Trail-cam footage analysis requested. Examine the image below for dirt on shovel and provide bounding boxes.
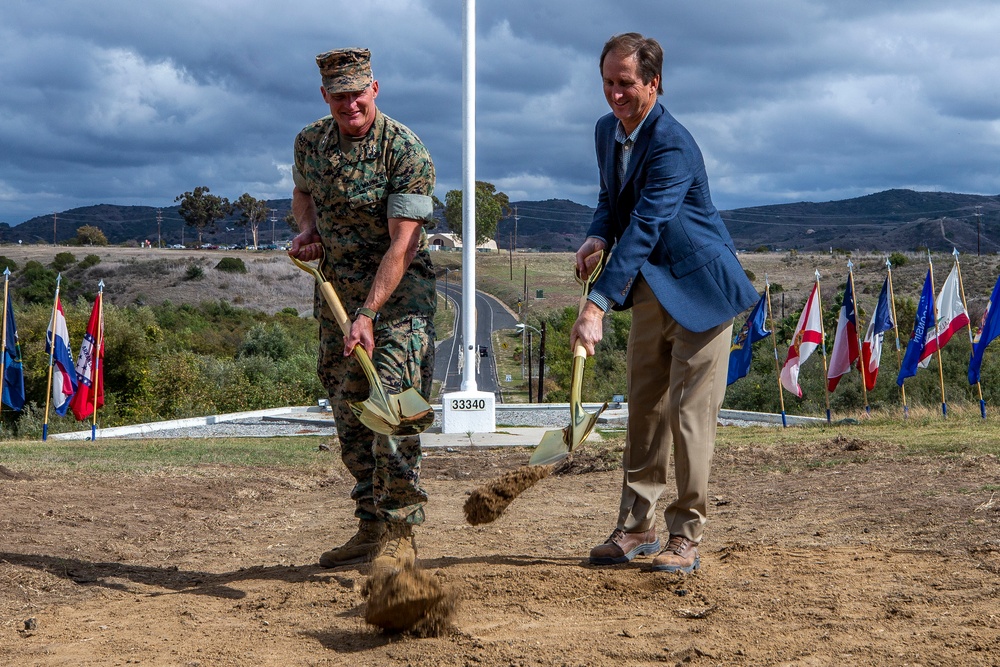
[463,464,554,525]
[363,562,457,636]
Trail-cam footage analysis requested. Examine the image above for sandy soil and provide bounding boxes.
[1,434,999,666]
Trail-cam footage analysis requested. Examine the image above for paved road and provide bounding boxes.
[435,282,518,397]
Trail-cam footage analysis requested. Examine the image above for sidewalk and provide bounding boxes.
[46,404,821,443]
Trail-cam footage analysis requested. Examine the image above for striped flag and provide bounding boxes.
[861,278,894,391]
[918,263,969,369]
[46,296,78,416]
[69,293,104,421]
[780,282,823,397]
[827,276,859,392]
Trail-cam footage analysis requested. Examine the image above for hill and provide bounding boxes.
[5,201,296,248]
[5,189,1000,253]
[721,189,1000,253]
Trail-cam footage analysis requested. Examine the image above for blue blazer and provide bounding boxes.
[587,101,758,333]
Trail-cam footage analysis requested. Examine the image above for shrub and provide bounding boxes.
[52,252,77,272]
[238,323,291,361]
[215,257,247,274]
[889,251,907,268]
[184,265,204,281]
[15,261,58,305]
[0,256,18,272]
[79,254,101,269]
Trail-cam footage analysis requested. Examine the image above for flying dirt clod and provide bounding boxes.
[463,464,555,525]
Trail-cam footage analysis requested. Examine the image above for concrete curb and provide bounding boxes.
[46,403,823,442]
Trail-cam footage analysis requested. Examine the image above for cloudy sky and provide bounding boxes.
[2,0,999,225]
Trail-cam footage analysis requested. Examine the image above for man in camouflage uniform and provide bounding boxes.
[288,47,436,571]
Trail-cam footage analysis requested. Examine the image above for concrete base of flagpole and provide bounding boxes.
[440,390,495,434]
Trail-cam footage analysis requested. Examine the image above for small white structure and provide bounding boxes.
[427,232,497,252]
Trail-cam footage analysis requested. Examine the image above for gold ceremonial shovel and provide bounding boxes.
[529,250,609,466]
[290,246,434,436]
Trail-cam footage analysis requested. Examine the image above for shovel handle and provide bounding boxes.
[289,250,383,387]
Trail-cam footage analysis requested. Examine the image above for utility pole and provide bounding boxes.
[976,205,982,256]
[156,208,163,248]
[537,321,546,403]
[508,231,513,280]
[270,208,277,245]
[526,332,534,403]
[513,204,518,253]
[53,213,57,245]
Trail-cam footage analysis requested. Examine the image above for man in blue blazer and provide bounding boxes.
[572,33,758,573]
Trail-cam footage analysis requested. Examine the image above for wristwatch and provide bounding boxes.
[355,307,379,322]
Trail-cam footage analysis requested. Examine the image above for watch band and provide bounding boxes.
[355,306,379,322]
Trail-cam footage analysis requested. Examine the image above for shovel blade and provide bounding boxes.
[529,426,570,466]
[569,401,608,451]
[351,388,435,436]
[394,388,434,423]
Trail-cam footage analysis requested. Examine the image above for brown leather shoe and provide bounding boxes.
[651,534,700,573]
[589,527,660,565]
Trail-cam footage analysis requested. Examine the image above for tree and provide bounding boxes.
[75,225,108,246]
[175,187,232,246]
[233,193,269,249]
[443,181,511,247]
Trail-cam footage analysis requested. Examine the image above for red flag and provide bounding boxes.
[826,276,859,392]
[69,293,104,421]
[780,281,824,397]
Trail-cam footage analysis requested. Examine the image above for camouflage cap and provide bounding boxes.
[316,48,373,94]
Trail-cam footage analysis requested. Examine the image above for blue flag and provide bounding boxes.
[897,271,935,386]
[727,293,770,385]
[2,291,25,411]
[969,275,1000,385]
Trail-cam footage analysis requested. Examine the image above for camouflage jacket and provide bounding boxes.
[293,110,436,322]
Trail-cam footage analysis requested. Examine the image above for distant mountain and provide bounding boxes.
[6,190,1000,253]
[5,200,295,247]
[720,189,1000,253]
[497,199,595,252]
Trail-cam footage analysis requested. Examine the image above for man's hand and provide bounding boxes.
[288,229,323,260]
[575,238,607,280]
[344,316,375,358]
[571,300,605,356]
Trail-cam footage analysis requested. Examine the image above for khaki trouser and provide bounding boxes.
[617,276,733,542]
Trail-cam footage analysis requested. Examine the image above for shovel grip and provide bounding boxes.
[318,281,354,338]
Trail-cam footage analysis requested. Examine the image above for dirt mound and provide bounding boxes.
[363,562,457,636]
[463,464,553,525]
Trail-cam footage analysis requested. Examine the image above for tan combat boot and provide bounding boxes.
[370,523,417,573]
[318,520,387,568]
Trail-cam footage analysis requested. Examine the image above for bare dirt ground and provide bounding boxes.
[2,434,999,666]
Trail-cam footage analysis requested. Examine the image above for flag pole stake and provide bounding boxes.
[43,274,63,441]
[885,259,907,418]
[954,249,986,419]
[814,270,832,424]
[90,281,105,440]
[764,276,788,427]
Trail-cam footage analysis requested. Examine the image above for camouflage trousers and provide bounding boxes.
[318,314,435,526]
